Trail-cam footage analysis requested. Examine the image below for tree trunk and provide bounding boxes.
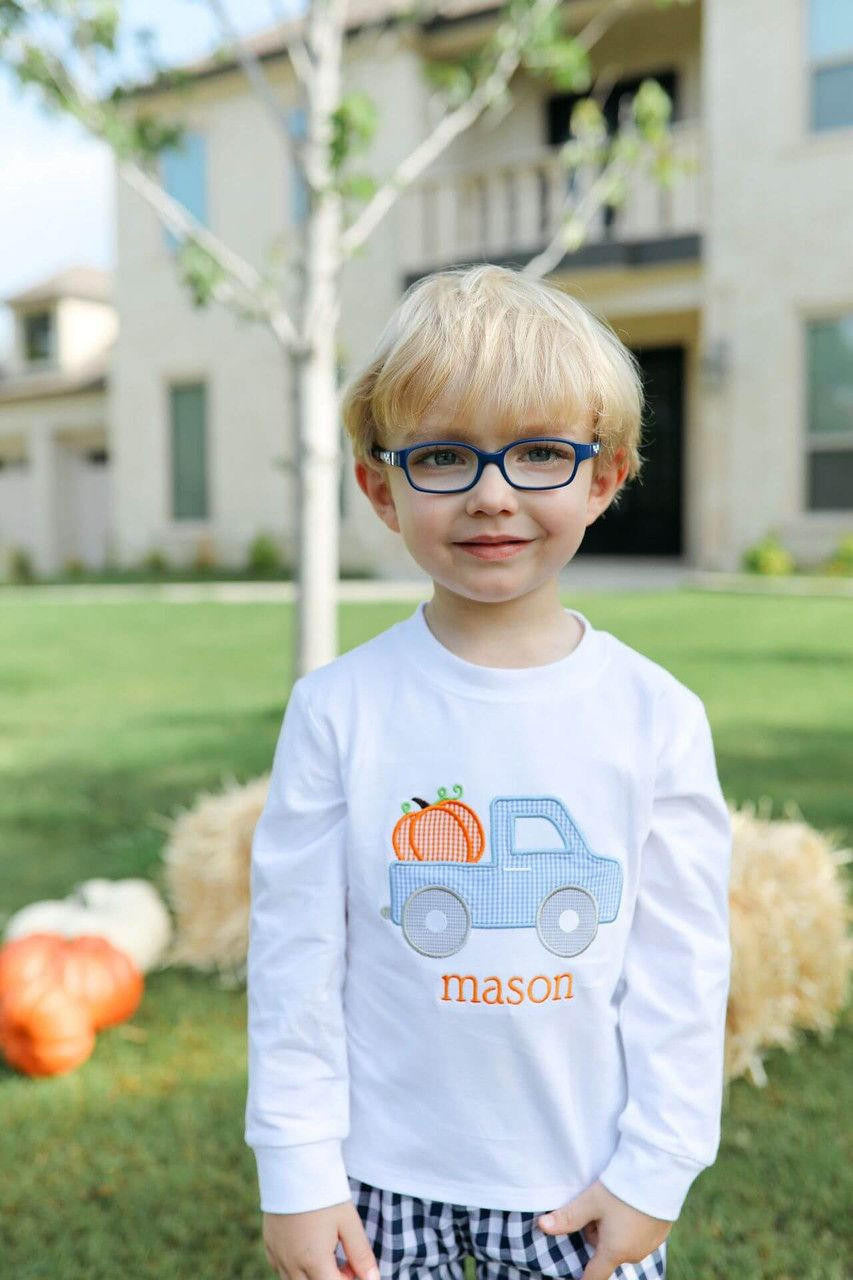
[292,0,346,683]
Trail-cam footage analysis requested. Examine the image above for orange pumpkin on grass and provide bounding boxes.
[0,932,144,1077]
[392,785,486,863]
[0,981,96,1077]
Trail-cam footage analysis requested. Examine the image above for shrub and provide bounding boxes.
[193,535,217,574]
[7,546,35,584]
[141,548,169,575]
[822,532,853,577]
[741,532,795,576]
[246,533,281,577]
[63,558,86,579]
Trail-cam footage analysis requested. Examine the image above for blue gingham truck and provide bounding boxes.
[382,796,623,959]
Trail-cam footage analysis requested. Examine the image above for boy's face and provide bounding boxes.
[355,402,630,607]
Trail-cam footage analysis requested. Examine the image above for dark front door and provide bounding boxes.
[580,345,685,557]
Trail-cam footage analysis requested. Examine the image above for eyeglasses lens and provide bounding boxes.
[406,440,577,492]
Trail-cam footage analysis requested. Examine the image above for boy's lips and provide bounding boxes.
[456,536,530,544]
[455,537,532,559]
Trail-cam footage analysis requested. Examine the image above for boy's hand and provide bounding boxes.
[262,1202,380,1280]
[537,1180,672,1280]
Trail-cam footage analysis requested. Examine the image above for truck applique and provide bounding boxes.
[382,795,623,959]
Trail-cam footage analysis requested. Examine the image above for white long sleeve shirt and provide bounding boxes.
[245,602,732,1221]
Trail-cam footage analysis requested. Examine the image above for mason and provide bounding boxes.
[440,972,574,1005]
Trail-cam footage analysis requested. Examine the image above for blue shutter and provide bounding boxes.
[161,132,208,250]
[288,106,309,224]
[170,383,208,520]
[809,0,853,130]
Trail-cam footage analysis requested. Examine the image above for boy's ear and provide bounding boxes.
[584,446,630,527]
[354,460,402,535]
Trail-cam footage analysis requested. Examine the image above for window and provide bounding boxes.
[22,310,54,363]
[805,315,853,510]
[160,132,207,250]
[170,383,209,519]
[808,1,853,131]
[546,71,679,234]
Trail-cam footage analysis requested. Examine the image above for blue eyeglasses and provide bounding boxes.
[370,435,601,494]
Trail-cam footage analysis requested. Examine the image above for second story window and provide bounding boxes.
[808,0,853,131]
[22,310,54,364]
[160,131,208,251]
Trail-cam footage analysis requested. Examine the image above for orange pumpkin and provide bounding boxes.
[0,932,63,998]
[392,795,486,863]
[0,982,95,1077]
[0,932,144,1076]
[59,936,143,1030]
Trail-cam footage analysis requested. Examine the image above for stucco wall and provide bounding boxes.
[702,0,853,567]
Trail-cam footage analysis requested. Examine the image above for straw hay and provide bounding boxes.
[725,796,851,1086]
[158,778,852,1082]
[159,774,270,988]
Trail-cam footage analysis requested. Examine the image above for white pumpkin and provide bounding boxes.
[2,877,173,974]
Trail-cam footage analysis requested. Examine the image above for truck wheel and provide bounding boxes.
[401,886,470,958]
[536,886,598,957]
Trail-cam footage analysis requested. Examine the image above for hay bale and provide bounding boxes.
[725,797,852,1086]
[160,774,269,986]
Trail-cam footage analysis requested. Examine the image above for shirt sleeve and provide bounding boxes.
[597,689,732,1223]
[244,676,352,1214]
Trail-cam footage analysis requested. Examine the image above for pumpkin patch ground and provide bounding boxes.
[0,594,849,1279]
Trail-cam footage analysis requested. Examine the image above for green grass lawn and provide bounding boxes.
[1,591,850,1279]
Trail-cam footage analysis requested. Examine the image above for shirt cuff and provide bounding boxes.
[597,1135,707,1222]
[253,1139,352,1213]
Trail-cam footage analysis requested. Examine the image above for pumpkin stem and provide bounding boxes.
[452,783,463,798]
[412,797,430,809]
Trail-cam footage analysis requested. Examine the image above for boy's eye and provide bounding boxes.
[410,447,469,468]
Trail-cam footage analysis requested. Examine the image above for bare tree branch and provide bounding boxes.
[206,0,296,130]
[573,0,639,53]
[339,0,644,259]
[522,140,635,278]
[117,160,298,346]
[340,0,561,256]
[265,0,315,84]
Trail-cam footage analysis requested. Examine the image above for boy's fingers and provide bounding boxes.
[538,1187,597,1235]
[580,1248,617,1280]
[337,1216,380,1280]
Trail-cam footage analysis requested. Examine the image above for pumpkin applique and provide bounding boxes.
[392,785,486,863]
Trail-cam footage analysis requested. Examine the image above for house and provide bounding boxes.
[5,0,852,578]
[0,268,116,575]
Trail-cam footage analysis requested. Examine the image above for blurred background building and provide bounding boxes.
[0,0,851,578]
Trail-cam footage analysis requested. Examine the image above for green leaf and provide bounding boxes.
[329,91,378,170]
[337,172,378,201]
[632,78,673,141]
[422,58,475,108]
[177,241,226,309]
[569,96,607,144]
[72,3,120,53]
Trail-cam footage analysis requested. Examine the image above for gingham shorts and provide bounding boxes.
[335,1176,667,1280]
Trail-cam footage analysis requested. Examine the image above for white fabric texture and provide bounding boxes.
[245,602,732,1220]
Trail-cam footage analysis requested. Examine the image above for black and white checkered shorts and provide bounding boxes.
[335,1176,667,1280]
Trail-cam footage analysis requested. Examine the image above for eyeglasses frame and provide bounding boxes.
[370,435,601,494]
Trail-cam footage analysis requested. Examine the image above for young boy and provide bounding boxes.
[245,264,732,1280]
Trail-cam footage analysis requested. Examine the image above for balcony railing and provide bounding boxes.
[398,120,702,276]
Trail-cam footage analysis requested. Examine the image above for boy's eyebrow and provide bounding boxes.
[400,423,558,444]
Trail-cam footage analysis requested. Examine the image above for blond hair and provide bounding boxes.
[341,264,645,505]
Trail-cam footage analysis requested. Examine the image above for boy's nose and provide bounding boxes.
[465,461,520,510]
